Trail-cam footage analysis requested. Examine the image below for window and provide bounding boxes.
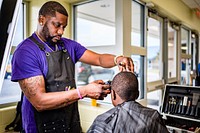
[181,58,188,84]
[180,27,191,85]
[190,32,198,85]
[168,23,177,79]
[131,55,145,99]
[0,1,24,104]
[131,1,144,47]
[74,0,146,103]
[147,16,163,82]
[131,0,146,99]
[146,12,165,111]
[147,89,162,111]
[75,0,115,47]
[181,28,189,54]
[74,0,116,104]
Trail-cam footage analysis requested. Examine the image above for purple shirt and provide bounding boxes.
[11,33,87,133]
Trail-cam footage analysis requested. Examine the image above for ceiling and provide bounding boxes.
[181,0,200,10]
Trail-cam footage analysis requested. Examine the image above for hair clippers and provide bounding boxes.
[105,80,112,90]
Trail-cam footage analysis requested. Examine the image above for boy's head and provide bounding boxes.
[111,72,139,106]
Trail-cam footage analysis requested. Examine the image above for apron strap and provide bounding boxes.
[29,36,45,51]
[29,36,67,56]
[29,36,51,56]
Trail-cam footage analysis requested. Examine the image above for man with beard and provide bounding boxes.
[87,72,169,133]
[11,1,134,133]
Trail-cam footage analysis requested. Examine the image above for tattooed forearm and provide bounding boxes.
[56,98,70,108]
[18,76,78,111]
[19,76,43,98]
[55,97,76,109]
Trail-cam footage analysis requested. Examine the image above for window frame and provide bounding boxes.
[146,11,165,91]
[0,0,22,93]
[180,27,192,85]
[131,0,146,100]
[72,0,147,104]
[0,1,26,105]
[167,22,179,83]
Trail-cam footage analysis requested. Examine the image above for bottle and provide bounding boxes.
[185,98,191,115]
[91,99,97,106]
[178,98,183,114]
[181,96,188,115]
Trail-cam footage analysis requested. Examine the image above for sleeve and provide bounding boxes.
[149,111,169,133]
[74,41,87,62]
[11,48,43,82]
[87,118,103,133]
[87,114,113,133]
[63,39,87,63]
[87,121,97,133]
[76,43,87,60]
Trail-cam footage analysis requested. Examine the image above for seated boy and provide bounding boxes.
[87,72,169,133]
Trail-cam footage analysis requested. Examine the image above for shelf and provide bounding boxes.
[162,113,200,123]
[167,125,196,133]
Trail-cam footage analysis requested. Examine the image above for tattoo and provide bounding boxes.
[55,97,73,109]
[58,98,70,108]
[19,76,43,99]
[64,98,70,106]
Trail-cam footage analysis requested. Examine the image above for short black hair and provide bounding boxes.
[39,1,68,17]
[111,72,139,101]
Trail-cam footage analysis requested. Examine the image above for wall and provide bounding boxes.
[141,0,200,32]
[0,106,16,132]
[78,101,113,132]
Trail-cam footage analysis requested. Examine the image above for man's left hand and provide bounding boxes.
[116,56,134,72]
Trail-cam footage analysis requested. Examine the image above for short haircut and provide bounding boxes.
[111,72,139,101]
[39,1,68,17]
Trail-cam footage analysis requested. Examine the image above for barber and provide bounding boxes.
[11,1,134,133]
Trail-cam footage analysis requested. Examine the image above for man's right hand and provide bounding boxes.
[80,80,111,100]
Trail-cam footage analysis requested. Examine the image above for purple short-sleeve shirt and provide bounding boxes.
[11,33,87,133]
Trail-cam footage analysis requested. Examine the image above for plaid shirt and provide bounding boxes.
[87,101,169,133]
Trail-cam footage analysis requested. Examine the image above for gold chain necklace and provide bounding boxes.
[35,32,58,52]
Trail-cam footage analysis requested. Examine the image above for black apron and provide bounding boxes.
[29,36,81,133]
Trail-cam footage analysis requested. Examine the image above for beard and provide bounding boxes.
[42,23,61,46]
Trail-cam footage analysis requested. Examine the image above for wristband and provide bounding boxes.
[114,55,124,65]
[76,88,83,99]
